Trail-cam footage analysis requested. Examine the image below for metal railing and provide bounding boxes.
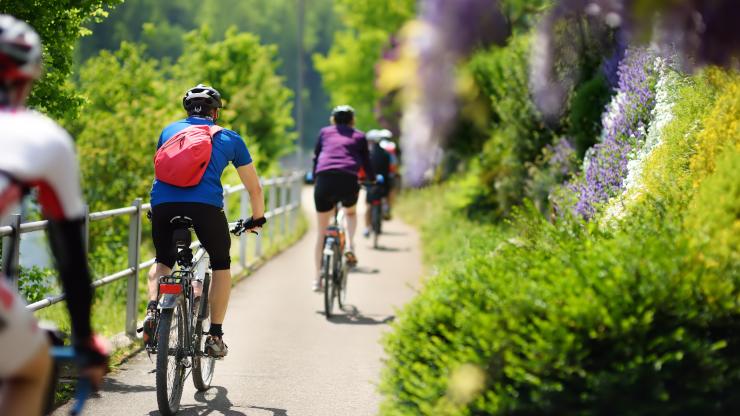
[0,172,304,337]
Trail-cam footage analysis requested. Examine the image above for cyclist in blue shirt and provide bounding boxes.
[144,84,265,358]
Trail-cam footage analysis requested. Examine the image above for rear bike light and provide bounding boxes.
[159,283,182,295]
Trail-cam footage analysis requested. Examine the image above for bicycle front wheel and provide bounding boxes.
[156,301,186,416]
[193,273,215,391]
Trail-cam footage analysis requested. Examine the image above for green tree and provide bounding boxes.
[0,0,122,119]
[177,27,295,173]
[313,0,415,129]
[76,0,339,152]
[71,42,179,211]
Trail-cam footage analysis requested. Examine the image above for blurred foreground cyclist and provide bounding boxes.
[311,105,374,291]
[0,14,108,416]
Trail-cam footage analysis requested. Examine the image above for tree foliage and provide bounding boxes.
[314,0,415,129]
[76,0,338,150]
[0,0,122,119]
[177,27,295,172]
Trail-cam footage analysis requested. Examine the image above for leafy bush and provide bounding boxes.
[567,74,612,158]
[382,194,740,415]
[382,67,740,415]
[466,34,555,218]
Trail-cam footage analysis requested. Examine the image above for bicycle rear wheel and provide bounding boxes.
[322,250,334,319]
[193,273,215,391]
[372,203,382,249]
[337,256,349,309]
[156,300,186,416]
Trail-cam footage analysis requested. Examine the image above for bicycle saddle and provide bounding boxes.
[170,216,193,248]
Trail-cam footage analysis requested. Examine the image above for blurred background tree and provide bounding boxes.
[0,0,123,119]
[75,0,338,153]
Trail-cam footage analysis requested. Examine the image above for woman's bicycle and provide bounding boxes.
[149,215,263,416]
[321,203,349,319]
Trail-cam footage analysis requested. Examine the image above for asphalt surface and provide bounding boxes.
[54,187,422,416]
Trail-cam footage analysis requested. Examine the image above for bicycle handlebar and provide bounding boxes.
[231,216,267,236]
[50,346,93,416]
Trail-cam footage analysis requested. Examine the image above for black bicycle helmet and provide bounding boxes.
[182,84,222,115]
[331,104,355,125]
[0,15,42,82]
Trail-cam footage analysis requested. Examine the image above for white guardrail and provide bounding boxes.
[0,172,304,337]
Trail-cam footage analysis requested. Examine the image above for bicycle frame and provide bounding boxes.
[153,244,210,357]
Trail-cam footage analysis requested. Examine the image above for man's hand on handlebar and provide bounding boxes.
[231,216,267,236]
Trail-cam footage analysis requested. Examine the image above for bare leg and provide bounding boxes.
[0,341,52,416]
[147,263,172,302]
[209,269,232,325]
[344,205,357,253]
[315,209,334,279]
[364,205,372,228]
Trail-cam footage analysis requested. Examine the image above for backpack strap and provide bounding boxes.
[209,125,224,138]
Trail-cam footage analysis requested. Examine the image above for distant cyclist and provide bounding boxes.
[312,105,374,291]
[143,84,265,358]
[0,15,108,416]
[378,129,399,219]
[363,129,391,238]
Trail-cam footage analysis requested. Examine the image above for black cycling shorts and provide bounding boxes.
[314,171,360,213]
[151,202,231,270]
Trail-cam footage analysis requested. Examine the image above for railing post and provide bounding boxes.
[280,177,288,237]
[1,214,21,288]
[255,181,263,258]
[239,189,249,269]
[290,175,295,229]
[125,198,142,338]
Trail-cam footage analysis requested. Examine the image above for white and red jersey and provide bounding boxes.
[0,109,85,222]
[0,108,85,376]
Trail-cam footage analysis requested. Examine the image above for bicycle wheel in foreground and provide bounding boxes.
[193,274,215,391]
[156,302,186,416]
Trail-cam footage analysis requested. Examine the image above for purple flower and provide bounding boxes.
[401,0,510,186]
[566,47,657,218]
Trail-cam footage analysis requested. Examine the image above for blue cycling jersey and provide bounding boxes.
[150,116,252,208]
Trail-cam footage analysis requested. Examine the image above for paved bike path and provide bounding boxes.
[54,187,422,416]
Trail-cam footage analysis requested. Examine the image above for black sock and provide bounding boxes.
[147,300,158,311]
[209,324,223,337]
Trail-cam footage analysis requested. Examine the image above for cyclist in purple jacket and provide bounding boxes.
[312,105,374,291]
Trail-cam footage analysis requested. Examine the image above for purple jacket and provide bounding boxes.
[313,125,373,177]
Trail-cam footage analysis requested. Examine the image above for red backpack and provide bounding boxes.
[154,124,223,187]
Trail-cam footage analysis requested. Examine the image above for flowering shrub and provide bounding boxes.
[567,47,658,218]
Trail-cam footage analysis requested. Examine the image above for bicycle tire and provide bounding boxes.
[323,250,334,319]
[156,301,186,416]
[331,243,342,309]
[372,204,382,249]
[337,257,349,309]
[192,273,215,391]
